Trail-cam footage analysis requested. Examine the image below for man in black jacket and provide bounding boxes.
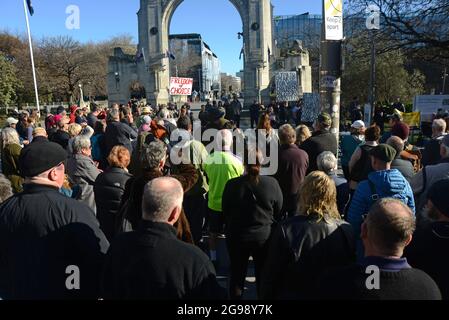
[318,198,441,300]
[102,177,224,299]
[0,141,109,299]
[422,119,447,167]
[405,179,449,299]
[300,113,337,173]
[104,108,138,156]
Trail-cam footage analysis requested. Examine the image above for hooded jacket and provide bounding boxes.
[347,169,415,259]
[66,153,101,213]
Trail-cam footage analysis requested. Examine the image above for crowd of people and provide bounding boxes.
[0,99,448,301]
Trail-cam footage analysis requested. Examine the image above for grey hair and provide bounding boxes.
[109,108,120,120]
[142,177,184,222]
[72,135,91,154]
[387,136,405,156]
[141,140,167,170]
[0,174,13,203]
[317,151,338,173]
[433,119,447,132]
[81,125,94,139]
[159,108,170,119]
[1,127,20,146]
[278,124,296,145]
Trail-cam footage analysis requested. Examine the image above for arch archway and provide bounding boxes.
[133,0,273,106]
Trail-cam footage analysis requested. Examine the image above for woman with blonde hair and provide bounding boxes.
[66,123,83,154]
[260,171,355,300]
[1,128,24,193]
[295,124,311,147]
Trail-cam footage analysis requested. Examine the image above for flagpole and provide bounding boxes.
[22,0,40,113]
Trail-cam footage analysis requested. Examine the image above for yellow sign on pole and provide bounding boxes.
[324,0,343,40]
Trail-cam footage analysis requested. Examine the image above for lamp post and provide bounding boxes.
[115,72,120,91]
[442,67,448,95]
[369,29,376,121]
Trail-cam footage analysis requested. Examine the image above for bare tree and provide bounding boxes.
[347,0,449,62]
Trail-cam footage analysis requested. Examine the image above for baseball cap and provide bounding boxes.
[6,117,19,125]
[351,120,365,129]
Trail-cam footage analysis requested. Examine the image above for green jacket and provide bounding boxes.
[1,143,23,193]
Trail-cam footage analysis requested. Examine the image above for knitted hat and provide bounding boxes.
[391,122,410,140]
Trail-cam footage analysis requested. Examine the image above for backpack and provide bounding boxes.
[350,145,375,182]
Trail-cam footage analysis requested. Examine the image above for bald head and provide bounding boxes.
[386,136,404,158]
[142,177,184,225]
[363,198,415,257]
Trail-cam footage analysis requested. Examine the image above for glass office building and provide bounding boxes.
[274,13,322,49]
[274,13,366,49]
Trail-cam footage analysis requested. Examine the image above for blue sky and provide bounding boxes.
[0,0,322,74]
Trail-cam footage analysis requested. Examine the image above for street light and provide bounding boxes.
[114,72,120,91]
[442,67,448,95]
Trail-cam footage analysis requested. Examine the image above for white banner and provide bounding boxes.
[169,77,193,96]
[324,0,343,41]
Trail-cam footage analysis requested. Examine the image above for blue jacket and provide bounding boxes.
[347,169,415,259]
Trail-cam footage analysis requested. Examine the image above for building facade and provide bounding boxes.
[169,34,221,95]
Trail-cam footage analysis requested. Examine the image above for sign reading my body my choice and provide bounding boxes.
[170,77,194,96]
[324,0,343,41]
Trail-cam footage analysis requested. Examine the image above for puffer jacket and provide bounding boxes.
[94,167,132,241]
[347,169,415,259]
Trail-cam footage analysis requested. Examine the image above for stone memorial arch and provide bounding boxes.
[108,0,273,106]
